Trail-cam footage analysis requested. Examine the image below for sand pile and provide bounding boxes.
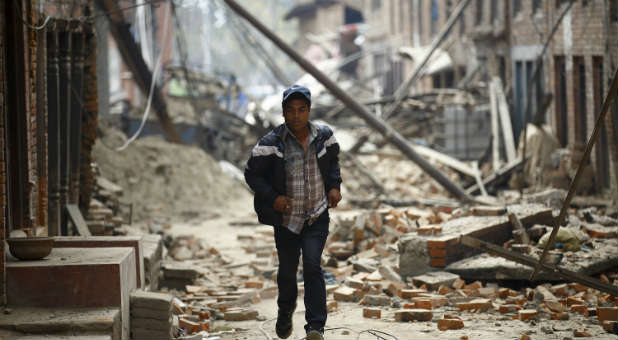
[92,136,251,222]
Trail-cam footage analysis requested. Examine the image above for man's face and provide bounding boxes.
[283,98,310,133]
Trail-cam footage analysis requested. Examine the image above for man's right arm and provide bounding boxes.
[244,140,279,205]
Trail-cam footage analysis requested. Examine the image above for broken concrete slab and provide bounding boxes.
[399,204,554,277]
[411,271,460,291]
[130,290,173,311]
[446,238,618,281]
[363,295,391,307]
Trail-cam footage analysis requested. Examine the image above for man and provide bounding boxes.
[244,85,342,340]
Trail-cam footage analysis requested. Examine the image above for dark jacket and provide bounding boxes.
[244,123,342,226]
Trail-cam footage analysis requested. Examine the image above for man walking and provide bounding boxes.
[244,85,342,340]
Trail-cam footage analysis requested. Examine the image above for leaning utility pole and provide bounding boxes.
[95,0,181,143]
[223,0,475,202]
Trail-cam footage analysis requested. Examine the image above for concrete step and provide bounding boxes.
[0,307,120,340]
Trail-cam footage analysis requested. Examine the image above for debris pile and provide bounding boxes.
[92,135,251,223]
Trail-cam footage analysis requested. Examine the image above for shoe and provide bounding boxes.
[306,329,324,340]
[275,303,296,339]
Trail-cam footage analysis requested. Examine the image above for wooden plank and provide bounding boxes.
[472,161,488,196]
[508,212,530,245]
[460,235,618,296]
[65,204,91,236]
[465,156,525,195]
[493,77,517,163]
[412,145,477,178]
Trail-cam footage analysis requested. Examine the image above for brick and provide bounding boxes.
[457,298,492,312]
[498,304,521,314]
[437,285,453,295]
[386,281,404,297]
[345,277,364,289]
[364,294,391,307]
[597,307,618,323]
[535,285,557,301]
[545,300,566,313]
[403,303,415,309]
[179,318,200,333]
[333,286,362,302]
[363,307,382,319]
[551,283,569,297]
[223,309,258,321]
[602,320,618,334]
[550,312,569,320]
[394,309,433,322]
[520,334,530,340]
[569,283,588,292]
[573,329,591,337]
[437,318,464,331]
[245,280,263,289]
[567,296,585,307]
[198,310,211,320]
[518,309,538,321]
[464,281,483,290]
[452,278,465,290]
[429,258,446,267]
[401,289,426,299]
[412,271,460,291]
[477,287,497,299]
[413,299,433,310]
[200,320,211,332]
[570,304,588,316]
[327,300,338,312]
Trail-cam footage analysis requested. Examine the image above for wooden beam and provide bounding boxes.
[460,235,618,296]
[465,156,526,195]
[508,212,530,245]
[493,77,516,163]
[489,80,501,171]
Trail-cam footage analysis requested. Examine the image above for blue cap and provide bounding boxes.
[282,84,311,106]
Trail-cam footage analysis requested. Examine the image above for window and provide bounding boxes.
[490,0,497,23]
[612,0,618,22]
[573,56,588,144]
[372,0,381,10]
[592,56,609,190]
[418,0,424,42]
[532,0,541,13]
[554,56,568,146]
[431,0,438,36]
[513,0,521,16]
[475,0,483,25]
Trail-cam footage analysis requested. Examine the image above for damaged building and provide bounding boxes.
[1,0,618,339]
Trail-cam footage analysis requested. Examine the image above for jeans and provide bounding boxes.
[274,210,329,333]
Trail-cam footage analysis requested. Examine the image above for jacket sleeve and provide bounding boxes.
[324,131,342,192]
[244,139,280,205]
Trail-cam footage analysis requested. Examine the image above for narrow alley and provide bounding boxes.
[1,1,618,340]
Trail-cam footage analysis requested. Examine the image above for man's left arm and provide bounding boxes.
[324,132,342,208]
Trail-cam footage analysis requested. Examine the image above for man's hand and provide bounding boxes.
[273,195,293,213]
[328,189,342,208]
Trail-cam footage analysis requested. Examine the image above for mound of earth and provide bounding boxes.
[92,136,251,222]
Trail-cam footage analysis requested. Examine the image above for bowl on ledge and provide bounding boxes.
[7,237,54,260]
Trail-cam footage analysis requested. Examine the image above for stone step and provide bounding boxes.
[0,307,120,340]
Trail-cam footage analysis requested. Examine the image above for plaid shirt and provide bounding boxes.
[282,122,328,234]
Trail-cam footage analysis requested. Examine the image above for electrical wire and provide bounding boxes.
[115,0,172,151]
[12,0,51,30]
[258,317,276,340]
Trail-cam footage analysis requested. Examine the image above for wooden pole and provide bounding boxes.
[223,0,475,202]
